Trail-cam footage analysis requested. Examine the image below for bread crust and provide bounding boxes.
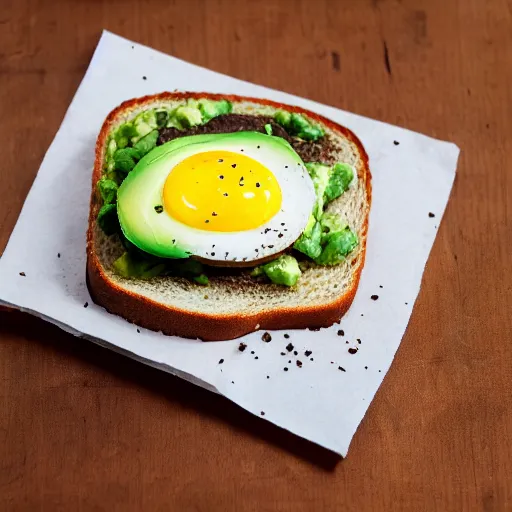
[86,92,372,341]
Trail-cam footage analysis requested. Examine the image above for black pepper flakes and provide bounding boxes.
[357,339,362,344]
[255,356,259,360]
[238,342,247,352]
[284,334,290,339]
[338,329,344,336]
[219,175,224,179]
[379,285,383,288]
[267,375,270,379]
[211,252,215,256]
[218,359,224,364]
[205,219,210,224]
[256,182,261,187]
[371,295,379,300]
[394,140,400,145]
[154,205,164,213]
[262,332,272,343]
[296,360,303,368]
[286,342,294,352]
[223,193,228,196]
[281,223,285,226]
[280,352,286,356]
[137,329,140,333]
[212,212,217,216]
[338,366,346,372]
[251,350,255,354]
[225,252,229,258]
[260,411,265,416]
[218,159,223,163]
[293,350,298,356]
[284,367,288,372]
[310,358,314,361]
[57,253,61,258]
[268,245,274,248]
[142,76,147,80]
[19,272,26,277]
[365,366,368,370]
[83,302,89,308]
[304,350,312,357]
[232,163,237,168]
[348,348,358,355]
[428,212,435,218]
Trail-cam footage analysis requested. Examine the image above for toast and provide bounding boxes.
[86,92,372,341]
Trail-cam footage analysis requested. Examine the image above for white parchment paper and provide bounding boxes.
[0,31,459,456]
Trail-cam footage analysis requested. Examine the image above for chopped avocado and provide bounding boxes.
[113,252,166,279]
[113,147,141,175]
[320,212,346,244]
[324,163,354,203]
[261,255,302,286]
[167,259,204,277]
[107,138,117,158]
[274,111,324,141]
[274,110,292,130]
[305,163,331,218]
[174,105,203,128]
[314,227,358,266]
[133,130,159,156]
[289,113,324,141]
[193,274,209,286]
[264,123,273,135]
[114,123,138,149]
[97,204,119,236]
[97,177,118,204]
[198,99,232,122]
[131,110,160,144]
[155,110,169,129]
[293,217,322,259]
[250,266,265,277]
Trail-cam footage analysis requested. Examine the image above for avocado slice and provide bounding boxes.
[117,131,305,260]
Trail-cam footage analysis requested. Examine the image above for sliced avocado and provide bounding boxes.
[117,131,304,259]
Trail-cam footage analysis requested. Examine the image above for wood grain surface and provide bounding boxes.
[1,0,511,510]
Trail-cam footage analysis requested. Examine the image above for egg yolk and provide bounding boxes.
[163,150,282,232]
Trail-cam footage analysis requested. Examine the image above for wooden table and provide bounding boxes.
[1,0,511,510]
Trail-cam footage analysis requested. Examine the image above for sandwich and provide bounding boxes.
[86,92,371,341]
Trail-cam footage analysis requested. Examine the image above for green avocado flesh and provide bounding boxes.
[97,99,359,286]
[117,131,303,259]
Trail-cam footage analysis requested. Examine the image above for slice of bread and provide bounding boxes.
[86,93,372,341]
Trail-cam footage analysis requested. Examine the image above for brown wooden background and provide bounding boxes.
[1,0,511,510]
